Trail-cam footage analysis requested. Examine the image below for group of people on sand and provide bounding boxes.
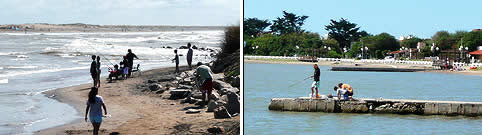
[84,43,212,135]
[172,43,194,74]
[309,64,355,100]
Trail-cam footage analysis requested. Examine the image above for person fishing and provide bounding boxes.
[90,55,98,87]
[121,56,129,78]
[85,87,107,135]
[126,49,139,78]
[187,43,193,69]
[195,62,213,105]
[310,64,321,98]
[338,83,354,100]
[96,56,101,88]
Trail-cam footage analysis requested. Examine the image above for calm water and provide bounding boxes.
[245,63,482,135]
[0,31,223,135]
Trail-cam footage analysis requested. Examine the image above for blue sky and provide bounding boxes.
[0,0,240,26]
[244,0,482,39]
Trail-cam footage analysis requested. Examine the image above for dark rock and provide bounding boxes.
[207,101,218,112]
[191,91,204,99]
[231,76,240,88]
[192,45,198,49]
[166,46,172,49]
[156,89,166,94]
[207,100,226,112]
[218,88,238,95]
[157,75,177,82]
[179,46,188,49]
[148,84,162,91]
[182,97,201,104]
[147,80,156,83]
[207,126,224,134]
[226,92,240,115]
[214,106,231,119]
[169,89,191,99]
[213,80,232,90]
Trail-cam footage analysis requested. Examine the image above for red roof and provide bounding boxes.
[469,50,482,55]
[387,50,408,54]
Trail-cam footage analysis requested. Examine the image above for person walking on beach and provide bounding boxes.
[172,49,180,74]
[195,63,213,105]
[187,43,193,69]
[126,49,139,78]
[338,83,353,100]
[90,55,98,87]
[310,64,321,98]
[96,56,101,88]
[85,87,107,135]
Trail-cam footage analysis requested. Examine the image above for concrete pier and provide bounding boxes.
[331,66,426,72]
[268,97,482,116]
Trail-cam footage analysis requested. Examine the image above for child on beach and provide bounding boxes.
[85,87,107,135]
[172,49,179,74]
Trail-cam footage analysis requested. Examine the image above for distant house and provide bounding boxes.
[473,29,482,32]
[469,46,482,62]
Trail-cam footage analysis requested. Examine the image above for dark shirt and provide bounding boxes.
[314,68,320,82]
[126,52,138,65]
[90,61,97,74]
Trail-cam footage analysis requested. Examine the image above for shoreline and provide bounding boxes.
[245,58,482,76]
[36,66,239,135]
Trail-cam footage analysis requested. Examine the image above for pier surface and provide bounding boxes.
[269,97,482,116]
[331,66,426,72]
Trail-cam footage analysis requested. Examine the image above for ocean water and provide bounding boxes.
[245,63,482,135]
[0,31,223,135]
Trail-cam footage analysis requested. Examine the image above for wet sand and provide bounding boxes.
[35,66,239,135]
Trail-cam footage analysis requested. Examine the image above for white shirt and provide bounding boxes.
[336,89,347,95]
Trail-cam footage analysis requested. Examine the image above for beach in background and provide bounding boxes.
[0,30,223,135]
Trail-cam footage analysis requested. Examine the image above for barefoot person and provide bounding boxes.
[85,87,107,135]
[186,43,193,69]
[195,63,213,105]
[126,49,139,78]
[90,55,98,87]
[310,64,321,98]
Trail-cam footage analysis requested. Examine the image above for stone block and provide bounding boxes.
[268,99,284,111]
[437,103,450,115]
[315,100,327,112]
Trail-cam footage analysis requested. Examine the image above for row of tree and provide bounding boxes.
[244,11,481,59]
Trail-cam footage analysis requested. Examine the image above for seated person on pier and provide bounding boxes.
[108,65,122,82]
[338,83,354,100]
[334,86,349,100]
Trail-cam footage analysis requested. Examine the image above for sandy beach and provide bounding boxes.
[35,66,239,135]
[245,58,482,76]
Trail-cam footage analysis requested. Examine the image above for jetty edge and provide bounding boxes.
[268,97,482,117]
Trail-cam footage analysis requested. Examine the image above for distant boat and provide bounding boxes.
[298,56,318,62]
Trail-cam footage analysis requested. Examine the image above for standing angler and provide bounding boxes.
[90,55,97,87]
[310,64,321,98]
[126,49,139,78]
[186,43,193,69]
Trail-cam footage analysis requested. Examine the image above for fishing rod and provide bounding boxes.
[84,41,116,70]
[287,76,312,88]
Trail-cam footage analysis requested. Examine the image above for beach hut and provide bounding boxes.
[469,50,482,63]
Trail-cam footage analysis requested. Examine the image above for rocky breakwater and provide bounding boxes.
[136,65,240,134]
[269,97,482,117]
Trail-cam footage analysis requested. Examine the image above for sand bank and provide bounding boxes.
[36,66,239,135]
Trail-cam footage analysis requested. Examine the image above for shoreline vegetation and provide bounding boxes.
[0,23,226,33]
[35,25,240,134]
[243,11,481,61]
[244,57,482,76]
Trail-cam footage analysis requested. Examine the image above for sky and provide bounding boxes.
[0,0,240,26]
[244,0,482,39]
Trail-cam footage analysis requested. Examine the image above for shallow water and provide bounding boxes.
[0,31,223,135]
[244,63,482,135]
